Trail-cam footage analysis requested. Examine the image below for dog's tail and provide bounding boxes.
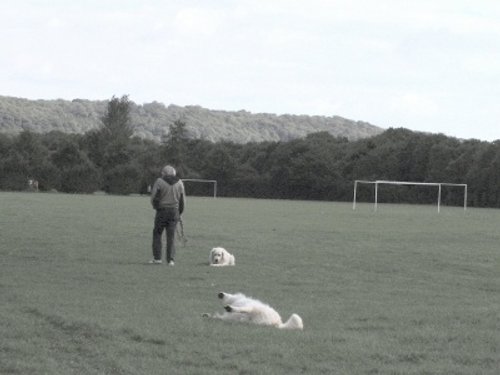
[279,314,303,330]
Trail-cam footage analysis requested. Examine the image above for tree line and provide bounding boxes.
[0,95,382,143]
[1,96,499,208]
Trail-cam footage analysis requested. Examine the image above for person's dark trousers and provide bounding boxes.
[152,208,179,262]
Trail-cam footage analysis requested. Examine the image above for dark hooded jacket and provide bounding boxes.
[151,175,185,214]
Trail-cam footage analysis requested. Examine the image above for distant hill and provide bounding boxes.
[0,95,384,143]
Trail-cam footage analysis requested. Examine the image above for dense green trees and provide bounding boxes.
[161,120,190,176]
[0,95,382,143]
[0,119,499,208]
[50,136,100,193]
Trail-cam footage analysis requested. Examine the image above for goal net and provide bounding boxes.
[353,180,467,212]
[181,179,217,198]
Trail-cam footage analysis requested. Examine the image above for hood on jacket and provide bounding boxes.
[163,175,180,185]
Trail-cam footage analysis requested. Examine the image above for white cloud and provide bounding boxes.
[463,54,500,74]
[390,93,439,117]
[173,7,223,36]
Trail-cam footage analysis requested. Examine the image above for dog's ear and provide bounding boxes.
[221,251,225,261]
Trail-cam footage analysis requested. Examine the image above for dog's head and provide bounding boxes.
[210,247,226,264]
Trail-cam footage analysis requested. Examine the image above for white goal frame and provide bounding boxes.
[353,180,467,213]
[181,179,217,198]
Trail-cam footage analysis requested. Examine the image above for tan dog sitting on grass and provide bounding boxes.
[209,247,235,266]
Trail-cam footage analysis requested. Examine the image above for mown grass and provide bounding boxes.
[1,192,499,374]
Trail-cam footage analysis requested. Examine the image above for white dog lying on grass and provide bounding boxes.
[209,247,235,266]
[202,292,303,330]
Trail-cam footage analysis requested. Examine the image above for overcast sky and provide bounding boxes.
[1,0,499,141]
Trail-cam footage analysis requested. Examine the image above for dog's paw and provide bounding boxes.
[224,305,233,312]
[218,292,225,299]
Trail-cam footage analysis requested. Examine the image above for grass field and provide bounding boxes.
[1,192,499,374]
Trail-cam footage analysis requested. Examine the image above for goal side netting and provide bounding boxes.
[353,180,467,212]
[182,179,217,198]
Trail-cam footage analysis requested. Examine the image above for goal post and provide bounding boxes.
[353,180,467,212]
[181,179,217,198]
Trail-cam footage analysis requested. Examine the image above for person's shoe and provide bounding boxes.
[148,259,162,264]
[168,260,175,266]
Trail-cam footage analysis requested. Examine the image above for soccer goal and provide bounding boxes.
[181,179,217,198]
[352,180,467,212]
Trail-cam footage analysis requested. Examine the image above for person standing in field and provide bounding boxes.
[149,165,185,266]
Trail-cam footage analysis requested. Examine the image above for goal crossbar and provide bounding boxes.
[353,180,467,212]
[181,179,217,198]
